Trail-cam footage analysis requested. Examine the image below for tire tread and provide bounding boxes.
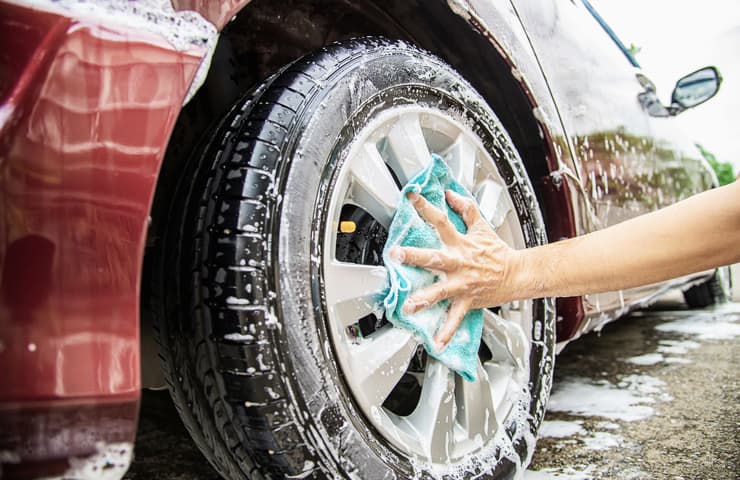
[152,40,397,479]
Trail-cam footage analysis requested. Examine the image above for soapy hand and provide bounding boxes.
[390,190,517,351]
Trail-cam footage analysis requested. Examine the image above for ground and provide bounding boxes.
[525,294,739,480]
[125,292,740,480]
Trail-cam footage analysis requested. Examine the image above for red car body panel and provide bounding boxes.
[511,0,714,338]
[0,2,203,474]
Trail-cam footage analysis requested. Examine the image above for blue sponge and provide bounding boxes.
[383,154,483,382]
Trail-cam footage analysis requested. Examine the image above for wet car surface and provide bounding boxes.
[1,1,728,477]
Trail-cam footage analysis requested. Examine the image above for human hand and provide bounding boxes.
[390,190,518,351]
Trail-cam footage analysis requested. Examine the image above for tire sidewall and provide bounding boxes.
[274,44,554,478]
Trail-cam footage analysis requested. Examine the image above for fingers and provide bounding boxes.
[402,281,456,315]
[433,299,470,352]
[407,192,459,244]
[445,190,482,228]
[389,246,458,271]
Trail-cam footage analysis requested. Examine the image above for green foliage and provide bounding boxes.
[628,43,642,57]
[696,143,735,186]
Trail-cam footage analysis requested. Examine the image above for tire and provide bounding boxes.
[152,38,555,479]
[683,268,730,308]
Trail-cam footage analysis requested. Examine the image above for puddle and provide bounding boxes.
[580,431,623,451]
[625,352,663,365]
[538,420,585,438]
[654,315,740,340]
[523,465,596,480]
[546,376,659,421]
[656,339,700,354]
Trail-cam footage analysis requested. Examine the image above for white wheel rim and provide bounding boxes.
[321,105,533,464]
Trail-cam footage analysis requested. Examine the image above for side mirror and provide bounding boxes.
[671,66,722,113]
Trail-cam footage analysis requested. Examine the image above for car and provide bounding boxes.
[0,0,725,479]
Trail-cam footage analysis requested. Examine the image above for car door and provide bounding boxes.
[511,0,714,320]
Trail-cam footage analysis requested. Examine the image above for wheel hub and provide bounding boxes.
[321,105,533,464]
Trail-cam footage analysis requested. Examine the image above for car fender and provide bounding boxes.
[0,1,208,475]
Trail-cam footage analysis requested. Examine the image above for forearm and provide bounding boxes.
[508,180,740,300]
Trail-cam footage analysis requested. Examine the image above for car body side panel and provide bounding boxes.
[510,0,715,338]
[452,1,572,172]
[512,0,654,231]
[0,1,203,473]
[511,0,648,330]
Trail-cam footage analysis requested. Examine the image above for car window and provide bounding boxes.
[581,0,641,68]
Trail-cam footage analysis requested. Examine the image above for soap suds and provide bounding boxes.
[626,353,663,365]
[546,377,657,422]
[12,0,217,103]
[655,316,740,340]
[524,465,596,480]
[40,442,133,480]
[538,420,585,438]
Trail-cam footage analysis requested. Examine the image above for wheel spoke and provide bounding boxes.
[499,301,523,324]
[482,309,529,369]
[405,359,456,462]
[385,112,432,184]
[348,142,401,227]
[442,133,478,190]
[348,325,418,406]
[495,219,515,248]
[475,179,512,230]
[483,363,515,411]
[368,408,420,453]
[324,261,388,327]
[456,362,499,440]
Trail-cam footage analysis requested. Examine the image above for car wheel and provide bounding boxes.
[154,38,555,479]
[683,268,730,308]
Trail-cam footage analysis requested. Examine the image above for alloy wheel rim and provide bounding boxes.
[321,105,533,464]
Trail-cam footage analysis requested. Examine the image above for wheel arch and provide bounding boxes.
[154,0,573,234]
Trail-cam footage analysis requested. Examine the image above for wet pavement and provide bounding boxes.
[125,292,740,480]
[525,294,739,479]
